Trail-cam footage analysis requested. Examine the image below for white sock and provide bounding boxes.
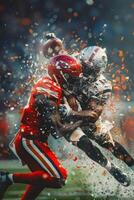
[8,174,14,183]
[105,160,112,171]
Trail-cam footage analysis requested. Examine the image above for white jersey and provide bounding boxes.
[87,74,112,98]
[73,74,112,109]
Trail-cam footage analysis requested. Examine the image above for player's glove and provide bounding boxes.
[59,103,72,119]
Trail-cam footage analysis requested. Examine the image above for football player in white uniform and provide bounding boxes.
[44,34,134,172]
[68,46,134,170]
[46,52,130,187]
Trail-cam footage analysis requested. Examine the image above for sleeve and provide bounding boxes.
[95,81,112,106]
[33,79,60,118]
[34,84,60,102]
[34,94,58,120]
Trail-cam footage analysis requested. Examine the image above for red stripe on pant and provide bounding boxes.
[14,133,67,179]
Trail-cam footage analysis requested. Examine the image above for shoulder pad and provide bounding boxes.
[95,74,112,96]
[33,76,62,100]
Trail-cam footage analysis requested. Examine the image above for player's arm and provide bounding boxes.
[73,91,112,123]
[71,100,103,123]
[34,92,82,139]
[60,93,111,123]
[50,112,82,136]
[58,96,99,123]
[34,93,57,117]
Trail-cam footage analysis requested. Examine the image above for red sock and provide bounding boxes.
[13,171,52,185]
[12,171,62,188]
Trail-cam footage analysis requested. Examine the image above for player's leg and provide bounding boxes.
[69,128,109,167]
[93,132,134,168]
[11,171,60,186]
[19,138,67,200]
[32,139,67,183]
[0,134,67,199]
[12,136,67,187]
[0,173,45,200]
[111,140,134,168]
[0,171,12,200]
[21,185,45,200]
[68,128,130,186]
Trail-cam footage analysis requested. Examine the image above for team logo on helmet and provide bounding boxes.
[48,54,82,86]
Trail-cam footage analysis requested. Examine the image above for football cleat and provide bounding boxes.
[109,164,131,187]
[0,171,12,199]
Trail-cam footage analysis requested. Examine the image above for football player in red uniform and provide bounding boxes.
[0,45,130,200]
[0,55,82,200]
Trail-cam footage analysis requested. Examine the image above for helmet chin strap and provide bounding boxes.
[52,70,70,87]
[59,71,69,86]
[60,71,81,95]
[52,71,72,95]
[53,74,60,85]
[59,71,74,93]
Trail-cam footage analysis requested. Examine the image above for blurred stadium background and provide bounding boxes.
[0,0,134,199]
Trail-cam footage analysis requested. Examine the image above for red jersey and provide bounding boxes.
[20,76,62,141]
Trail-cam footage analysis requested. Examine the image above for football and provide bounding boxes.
[42,38,63,57]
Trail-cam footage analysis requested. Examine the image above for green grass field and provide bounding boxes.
[0,160,134,200]
[3,169,116,200]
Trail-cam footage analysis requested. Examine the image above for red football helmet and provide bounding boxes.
[47,54,82,87]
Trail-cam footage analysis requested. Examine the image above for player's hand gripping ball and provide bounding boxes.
[42,33,63,57]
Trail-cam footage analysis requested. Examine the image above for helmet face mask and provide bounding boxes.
[62,72,81,90]
[81,61,101,81]
[79,46,108,80]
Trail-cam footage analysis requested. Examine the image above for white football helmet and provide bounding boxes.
[79,46,108,77]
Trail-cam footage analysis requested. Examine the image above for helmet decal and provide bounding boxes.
[48,54,82,87]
